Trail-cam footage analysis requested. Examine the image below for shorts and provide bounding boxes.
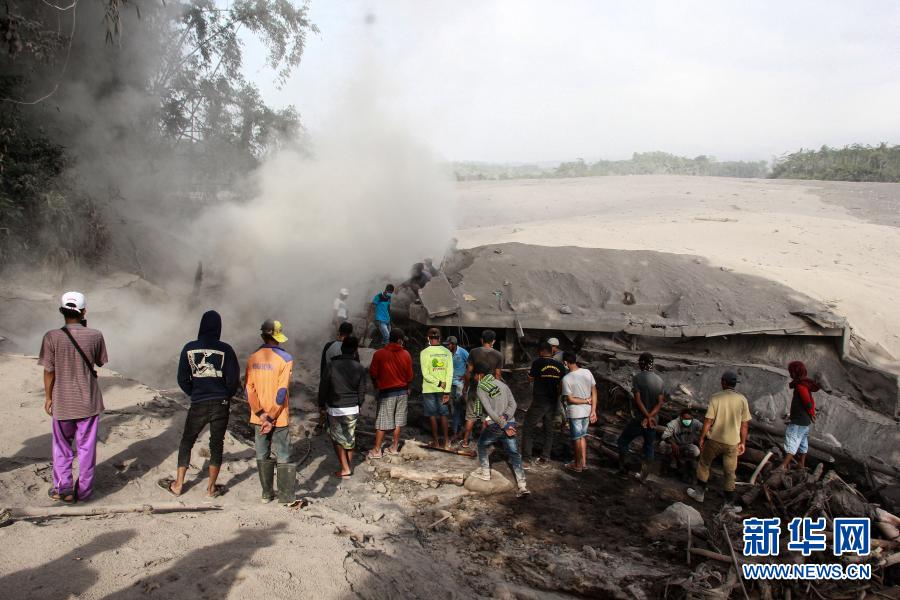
[422,392,450,417]
[375,392,408,430]
[328,414,358,450]
[569,417,590,440]
[784,423,810,455]
[465,389,484,421]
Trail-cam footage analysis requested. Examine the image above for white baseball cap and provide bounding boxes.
[60,291,86,311]
[547,337,560,346]
[339,288,350,297]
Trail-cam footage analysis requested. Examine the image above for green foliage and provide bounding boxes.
[453,152,769,181]
[770,144,900,182]
[0,0,316,267]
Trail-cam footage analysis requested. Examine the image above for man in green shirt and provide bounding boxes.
[420,328,453,449]
[687,371,751,513]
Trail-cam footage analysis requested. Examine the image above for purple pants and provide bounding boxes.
[52,415,99,501]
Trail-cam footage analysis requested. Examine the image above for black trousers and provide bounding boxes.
[178,399,230,468]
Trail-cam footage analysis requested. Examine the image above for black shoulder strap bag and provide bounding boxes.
[60,327,98,379]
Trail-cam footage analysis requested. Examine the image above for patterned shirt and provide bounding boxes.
[38,325,108,420]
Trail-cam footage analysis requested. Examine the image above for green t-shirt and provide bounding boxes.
[420,345,453,394]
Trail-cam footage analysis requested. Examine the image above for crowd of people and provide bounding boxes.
[39,288,821,513]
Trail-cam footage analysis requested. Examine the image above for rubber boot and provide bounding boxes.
[257,459,276,503]
[276,463,297,505]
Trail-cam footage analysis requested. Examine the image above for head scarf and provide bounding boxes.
[788,361,821,392]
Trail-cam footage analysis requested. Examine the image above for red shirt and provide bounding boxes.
[369,343,413,392]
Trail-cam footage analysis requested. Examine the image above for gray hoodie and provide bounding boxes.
[476,374,517,429]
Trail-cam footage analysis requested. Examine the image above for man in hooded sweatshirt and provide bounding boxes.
[779,361,820,471]
[319,336,366,478]
[161,310,240,497]
[246,320,295,504]
[471,365,530,497]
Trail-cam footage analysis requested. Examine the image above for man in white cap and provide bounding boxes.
[333,288,350,331]
[547,337,564,364]
[38,292,109,503]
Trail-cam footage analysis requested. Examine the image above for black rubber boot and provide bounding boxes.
[276,463,297,505]
[257,459,276,503]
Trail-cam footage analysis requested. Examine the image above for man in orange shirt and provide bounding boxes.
[246,319,295,504]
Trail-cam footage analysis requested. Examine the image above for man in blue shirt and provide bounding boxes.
[370,284,394,347]
[445,336,470,440]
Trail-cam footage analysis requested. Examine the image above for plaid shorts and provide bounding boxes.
[375,392,408,431]
[328,414,358,450]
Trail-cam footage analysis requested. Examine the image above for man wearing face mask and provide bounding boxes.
[659,408,703,483]
[370,284,395,347]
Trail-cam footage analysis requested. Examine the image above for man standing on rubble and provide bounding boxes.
[471,365,530,497]
[246,320,295,505]
[333,288,350,331]
[548,337,564,364]
[39,291,108,503]
[687,371,750,512]
[659,408,703,483]
[460,330,504,449]
[523,342,565,467]
[319,336,366,478]
[368,328,414,458]
[561,352,598,472]
[421,328,454,449]
[779,360,819,471]
[370,284,394,347]
[617,352,665,479]
[160,310,240,498]
[445,336,469,440]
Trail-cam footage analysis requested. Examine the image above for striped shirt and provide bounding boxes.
[38,325,108,420]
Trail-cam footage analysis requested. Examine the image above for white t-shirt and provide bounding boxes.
[333,297,348,320]
[328,405,359,417]
[562,368,596,419]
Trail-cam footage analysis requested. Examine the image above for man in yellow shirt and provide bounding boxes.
[687,371,750,513]
[246,319,295,504]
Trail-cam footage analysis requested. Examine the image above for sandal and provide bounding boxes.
[47,487,76,503]
[157,478,181,496]
[332,471,353,479]
[366,449,384,460]
[564,462,583,473]
[207,484,226,498]
[384,447,401,456]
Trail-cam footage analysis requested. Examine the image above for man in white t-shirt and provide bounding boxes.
[561,352,598,473]
[333,288,350,330]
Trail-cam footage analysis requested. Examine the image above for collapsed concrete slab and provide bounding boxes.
[408,243,900,468]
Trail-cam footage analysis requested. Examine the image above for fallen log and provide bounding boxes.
[689,547,733,564]
[2,502,221,525]
[722,524,751,600]
[388,466,465,486]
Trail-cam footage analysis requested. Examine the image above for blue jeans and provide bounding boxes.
[254,425,291,463]
[617,419,656,461]
[376,321,390,346]
[477,422,525,484]
[422,392,450,417]
[450,384,465,434]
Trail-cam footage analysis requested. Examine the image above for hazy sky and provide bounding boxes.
[244,1,900,163]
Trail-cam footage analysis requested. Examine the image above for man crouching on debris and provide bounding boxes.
[471,365,530,497]
[39,291,108,503]
[658,409,702,483]
[687,371,750,513]
[247,320,295,505]
[159,310,240,498]
[319,336,366,479]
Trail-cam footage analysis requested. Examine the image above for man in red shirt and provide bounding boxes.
[39,291,108,503]
[367,328,413,458]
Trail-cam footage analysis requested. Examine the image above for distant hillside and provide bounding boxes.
[452,152,768,181]
[770,144,900,182]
